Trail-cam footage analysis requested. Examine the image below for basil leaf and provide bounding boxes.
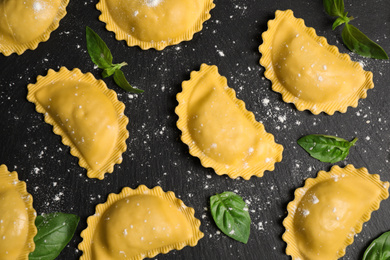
[363,231,390,260]
[323,0,345,17]
[113,70,144,93]
[297,134,357,163]
[342,23,389,59]
[332,16,348,30]
[86,26,113,69]
[29,213,79,260]
[102,62,128,78]
[210,192,251,244]
[102,66,117,78]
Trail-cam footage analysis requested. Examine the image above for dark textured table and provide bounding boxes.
[1,0,389,259]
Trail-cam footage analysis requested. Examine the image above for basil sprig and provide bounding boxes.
[29,213,79,260]
[210,192,251,244]
[86,26,144,93]
[297,134,357,163]
[363,231,390,260]
[323,0,388,59]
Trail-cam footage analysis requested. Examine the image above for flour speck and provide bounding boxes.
[145,0,163,7]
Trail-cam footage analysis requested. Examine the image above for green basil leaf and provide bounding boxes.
[323,0,345,17]
[297,134,357,163]
[86,26,113,69]
[363,231,390,260]
[102,62,128,78]
[332,16,348,30]
[29,213,79,260]
[342,23,389,59]
[113,69,144,93]
[210,192,251,244]
[102,66,117,78]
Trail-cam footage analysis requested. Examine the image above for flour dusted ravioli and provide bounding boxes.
[79,185,203,260]
[283,165,389,260]
[0,165,37,259]
[0,0,69,56]
[96,0,215,50]
[176,64,283,179]
[259,10,374,115]
[27,67,129,179]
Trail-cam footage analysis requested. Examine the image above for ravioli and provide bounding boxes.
[259,10,374,115]
[96,0,215,50]
[283,165,389,260]
[79,185,203,260]
[176,64,283,179]
[0,164,37,260]
[0,0,69,56]
[27,67,129,179]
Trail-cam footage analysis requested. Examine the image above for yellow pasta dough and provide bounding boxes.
[176,64,283,179]
[0,0,69,56]
[259,10,374,115]
[283,165,389,260]
[0,164,37,259]
[79,185,203,260]
[27,67,129,179]
[96,0,215,50]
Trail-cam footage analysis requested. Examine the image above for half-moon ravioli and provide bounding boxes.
[27,67,129,179]
[176,64,283,179]
[282,164,389,260]
[96,0,215,50]
[259,10,374,115]
[0,164,37,260]
[0,0,69,56]
[78,185,203,260]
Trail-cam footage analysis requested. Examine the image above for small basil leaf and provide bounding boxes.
[332,16,348,30]
[297,134,357,163]
[362,231,390,260]
[102,66,117,78]
[29,213,80,260]
[86,26,114,69]
[323,0,345,17]
[342,23,389,59]
[210,192,251,244]
[113,69,144,93]
[102,63,127,78]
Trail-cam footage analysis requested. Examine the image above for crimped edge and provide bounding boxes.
[26,67,129,180]
[175,64,283,180]
[0,164,37,259]
[78,185,204,260]
[259,10,374,115]
[282,164,390,259]
[96,0,215,50]
[0,0,70,56]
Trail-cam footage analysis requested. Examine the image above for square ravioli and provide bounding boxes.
[27,67,129,180]
[283,164,389,260]
[176,64,283,179]
[78,185,203,260]
[259,10,374,115]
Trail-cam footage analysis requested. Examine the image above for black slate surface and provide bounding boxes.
[0,0,389,259]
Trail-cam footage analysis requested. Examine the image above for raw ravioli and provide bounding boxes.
[176,64,283,179]
[0,164,37,259]
[259,10,374,115]
[283,165,389,260]
[79,185,203,260]
[0,0,69,55]
[27,67,129,179]
[96,0,215,50]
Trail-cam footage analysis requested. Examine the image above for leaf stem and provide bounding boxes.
[350,137,358,146]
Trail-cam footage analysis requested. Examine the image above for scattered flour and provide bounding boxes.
[145,0,163,7]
